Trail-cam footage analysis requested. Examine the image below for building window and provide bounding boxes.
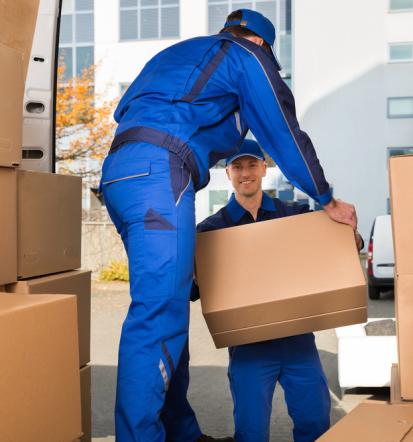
[207,0,292,80]
[388,147,413,157]
[387,97,413,118]
[209,190,228,214]
[119,0,180,41]
[389,43,413,62]
[59,0,94,80]
[390,0,413,11]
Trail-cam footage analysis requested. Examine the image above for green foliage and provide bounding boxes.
[100,260,129,282]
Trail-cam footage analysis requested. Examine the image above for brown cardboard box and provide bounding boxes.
[0,167,17,284]
[389,156,413,276]
[389,156,413,400]
[0,0,40,80]
[0,44,23,167]
[317,401,413,441]
[394,274,413,400]
[196,211,367,348]
[18,170,82,278]
[80,365,92,442]
[0,293,82,441]
[6,270,91,367]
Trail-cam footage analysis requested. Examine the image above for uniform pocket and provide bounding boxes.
[101,159,151,186]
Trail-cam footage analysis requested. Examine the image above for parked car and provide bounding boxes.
[367,215,395,299]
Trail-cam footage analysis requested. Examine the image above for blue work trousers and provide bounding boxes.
[228,334,331,442]
[101,142,201,442]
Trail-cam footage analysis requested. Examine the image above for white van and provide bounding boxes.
[367,215,395,299]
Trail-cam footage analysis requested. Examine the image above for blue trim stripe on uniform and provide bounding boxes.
[181,41,232,103]
[216,34,329,199]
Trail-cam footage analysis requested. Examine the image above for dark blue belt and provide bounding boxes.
[109,126,201,191]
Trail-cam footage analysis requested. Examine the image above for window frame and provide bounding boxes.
[119,0,180,42]
[387,97,413,119]
[59,0,95,79]
[388,42,413,63]
[389,0,413,12]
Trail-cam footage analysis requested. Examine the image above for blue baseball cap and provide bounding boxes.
[226,139,265,166]
[224,9,282,69]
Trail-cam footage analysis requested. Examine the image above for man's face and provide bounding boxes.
[226,156,267,198]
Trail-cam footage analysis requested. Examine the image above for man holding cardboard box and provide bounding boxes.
[194,140,363,442]
[102,8,358,442]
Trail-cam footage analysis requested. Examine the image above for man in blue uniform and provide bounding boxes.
[195,140,363,442]
[101,8,358,442]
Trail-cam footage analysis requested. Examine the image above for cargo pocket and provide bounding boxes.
[101,159,151,186]
[142,227,177,300]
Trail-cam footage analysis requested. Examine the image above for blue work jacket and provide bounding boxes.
[114,34,332,205]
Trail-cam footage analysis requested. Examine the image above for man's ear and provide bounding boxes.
[226,167,230,179]
[263,161,267,177]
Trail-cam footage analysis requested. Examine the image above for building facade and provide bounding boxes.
[59,0,413,240]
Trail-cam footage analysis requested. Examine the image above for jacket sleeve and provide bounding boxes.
[233,45,332,206]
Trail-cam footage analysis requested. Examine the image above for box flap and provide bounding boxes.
[317,401,413,441]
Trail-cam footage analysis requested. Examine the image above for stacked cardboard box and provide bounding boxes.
[315,155,413,439]
[0,294,82,441]
[196,211,367,348]
[389,155,413,401]
[0,1,91,440]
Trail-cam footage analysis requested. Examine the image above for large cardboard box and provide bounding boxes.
[196,211,367,348]
[389,155,413,400]
[18,170,82,278]
[317,401,413,441]
[0,167,17,284]
[6,270,91,367]
[80,365,92,442]
[0,44,24,167]
[0,293,82,441]
[0,0,40,80]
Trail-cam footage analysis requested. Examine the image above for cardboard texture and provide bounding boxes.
[0,168,17,285]
[317,401,413,441]
[80,365,92,442]
[0,44,23,167]
[0,0,40,79]
[389,156,413,276]
[0,293,82,441]
[394,274,413,400]
[389,156,413,400]
[391,363,402,404]
[6,270,92,367]
[196,211,367,348]
[18,170,82,278]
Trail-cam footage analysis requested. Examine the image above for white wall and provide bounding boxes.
[294,0,413,241]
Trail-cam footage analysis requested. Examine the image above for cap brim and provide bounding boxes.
[226,153,265,165]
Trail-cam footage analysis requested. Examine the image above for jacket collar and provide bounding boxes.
[226,191,276,223]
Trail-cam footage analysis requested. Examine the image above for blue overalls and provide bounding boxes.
[101,33,332,442]
[196,193,331,442]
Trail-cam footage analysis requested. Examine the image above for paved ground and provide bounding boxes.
[91,281,395,442]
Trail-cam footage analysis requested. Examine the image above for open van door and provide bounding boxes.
[21,0,62,172]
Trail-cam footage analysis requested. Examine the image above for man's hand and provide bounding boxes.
[323,198,357,230]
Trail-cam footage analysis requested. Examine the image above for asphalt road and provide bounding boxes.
[90,280,395,442]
